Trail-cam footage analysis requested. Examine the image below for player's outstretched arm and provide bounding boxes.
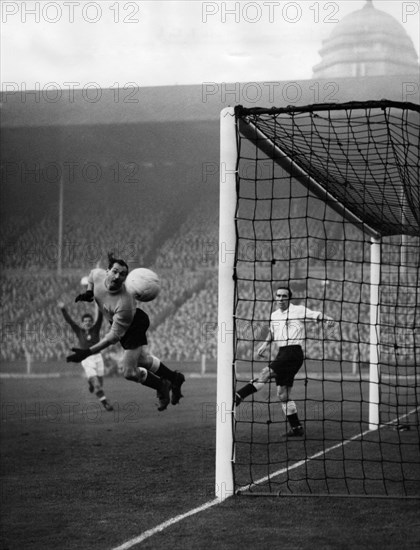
[66,325,121,363]
[58,301,79,330]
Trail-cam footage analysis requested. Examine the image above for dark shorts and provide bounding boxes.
[120,308,150,350]
[269,345,304,387]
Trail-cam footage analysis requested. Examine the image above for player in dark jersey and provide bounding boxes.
[58,302,113,411]
[66,253,185,412]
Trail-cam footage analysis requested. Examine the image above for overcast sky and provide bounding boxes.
[1,0,419,90]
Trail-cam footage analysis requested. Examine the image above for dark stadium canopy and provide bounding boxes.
[236,101,420,238]
[2,77,419,241]
[2,75,419,128]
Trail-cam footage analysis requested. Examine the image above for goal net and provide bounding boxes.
[216,100,420,500]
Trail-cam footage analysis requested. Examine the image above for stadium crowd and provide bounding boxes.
[1,184,417,368]
[0,185,220,364]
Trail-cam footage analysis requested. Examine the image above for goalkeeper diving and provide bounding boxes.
[66,252,185,412]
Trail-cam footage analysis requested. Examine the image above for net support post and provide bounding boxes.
[215,107,236,501]
[369,237,381,430]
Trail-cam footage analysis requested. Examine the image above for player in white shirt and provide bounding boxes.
[235,286,335,437]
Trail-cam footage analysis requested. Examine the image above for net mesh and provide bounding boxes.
[231,101,420,497]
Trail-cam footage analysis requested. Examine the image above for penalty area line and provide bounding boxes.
[111,498,220,550]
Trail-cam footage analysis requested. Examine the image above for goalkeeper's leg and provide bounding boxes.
[121,348,171,411]
[139,353,185,406]
[235,366,273,405]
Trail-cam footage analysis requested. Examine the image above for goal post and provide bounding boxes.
[216,100,420,498]
[215,107,236,501]
[369,237,381,430]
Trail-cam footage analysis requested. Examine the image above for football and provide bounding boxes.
[125,268,161,302]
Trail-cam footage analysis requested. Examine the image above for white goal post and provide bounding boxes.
[215,105,389,499]
[215,107,236,501]
[215,107,237,501]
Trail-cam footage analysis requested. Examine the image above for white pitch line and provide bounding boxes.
[238,406,420,493]
[112,406,420,548]
[237,428,370,493]
[111,498,220,550]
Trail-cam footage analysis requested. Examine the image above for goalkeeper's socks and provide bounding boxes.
[141,371,163,391]
[155,362,177,383]
[236,383,258,402]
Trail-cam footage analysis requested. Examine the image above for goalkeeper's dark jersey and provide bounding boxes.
[60,308,103,349]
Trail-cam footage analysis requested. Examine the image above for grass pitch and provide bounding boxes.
[1,372,419,549]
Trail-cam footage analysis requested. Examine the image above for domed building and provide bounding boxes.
[313,0,419,78]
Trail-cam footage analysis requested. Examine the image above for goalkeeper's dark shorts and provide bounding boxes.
[120,308,150,350]
[269,345,304,387]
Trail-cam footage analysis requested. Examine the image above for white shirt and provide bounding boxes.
[270,303,321,347]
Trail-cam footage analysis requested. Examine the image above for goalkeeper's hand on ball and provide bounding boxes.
[66,348,92,363]
[75,290,94,303]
